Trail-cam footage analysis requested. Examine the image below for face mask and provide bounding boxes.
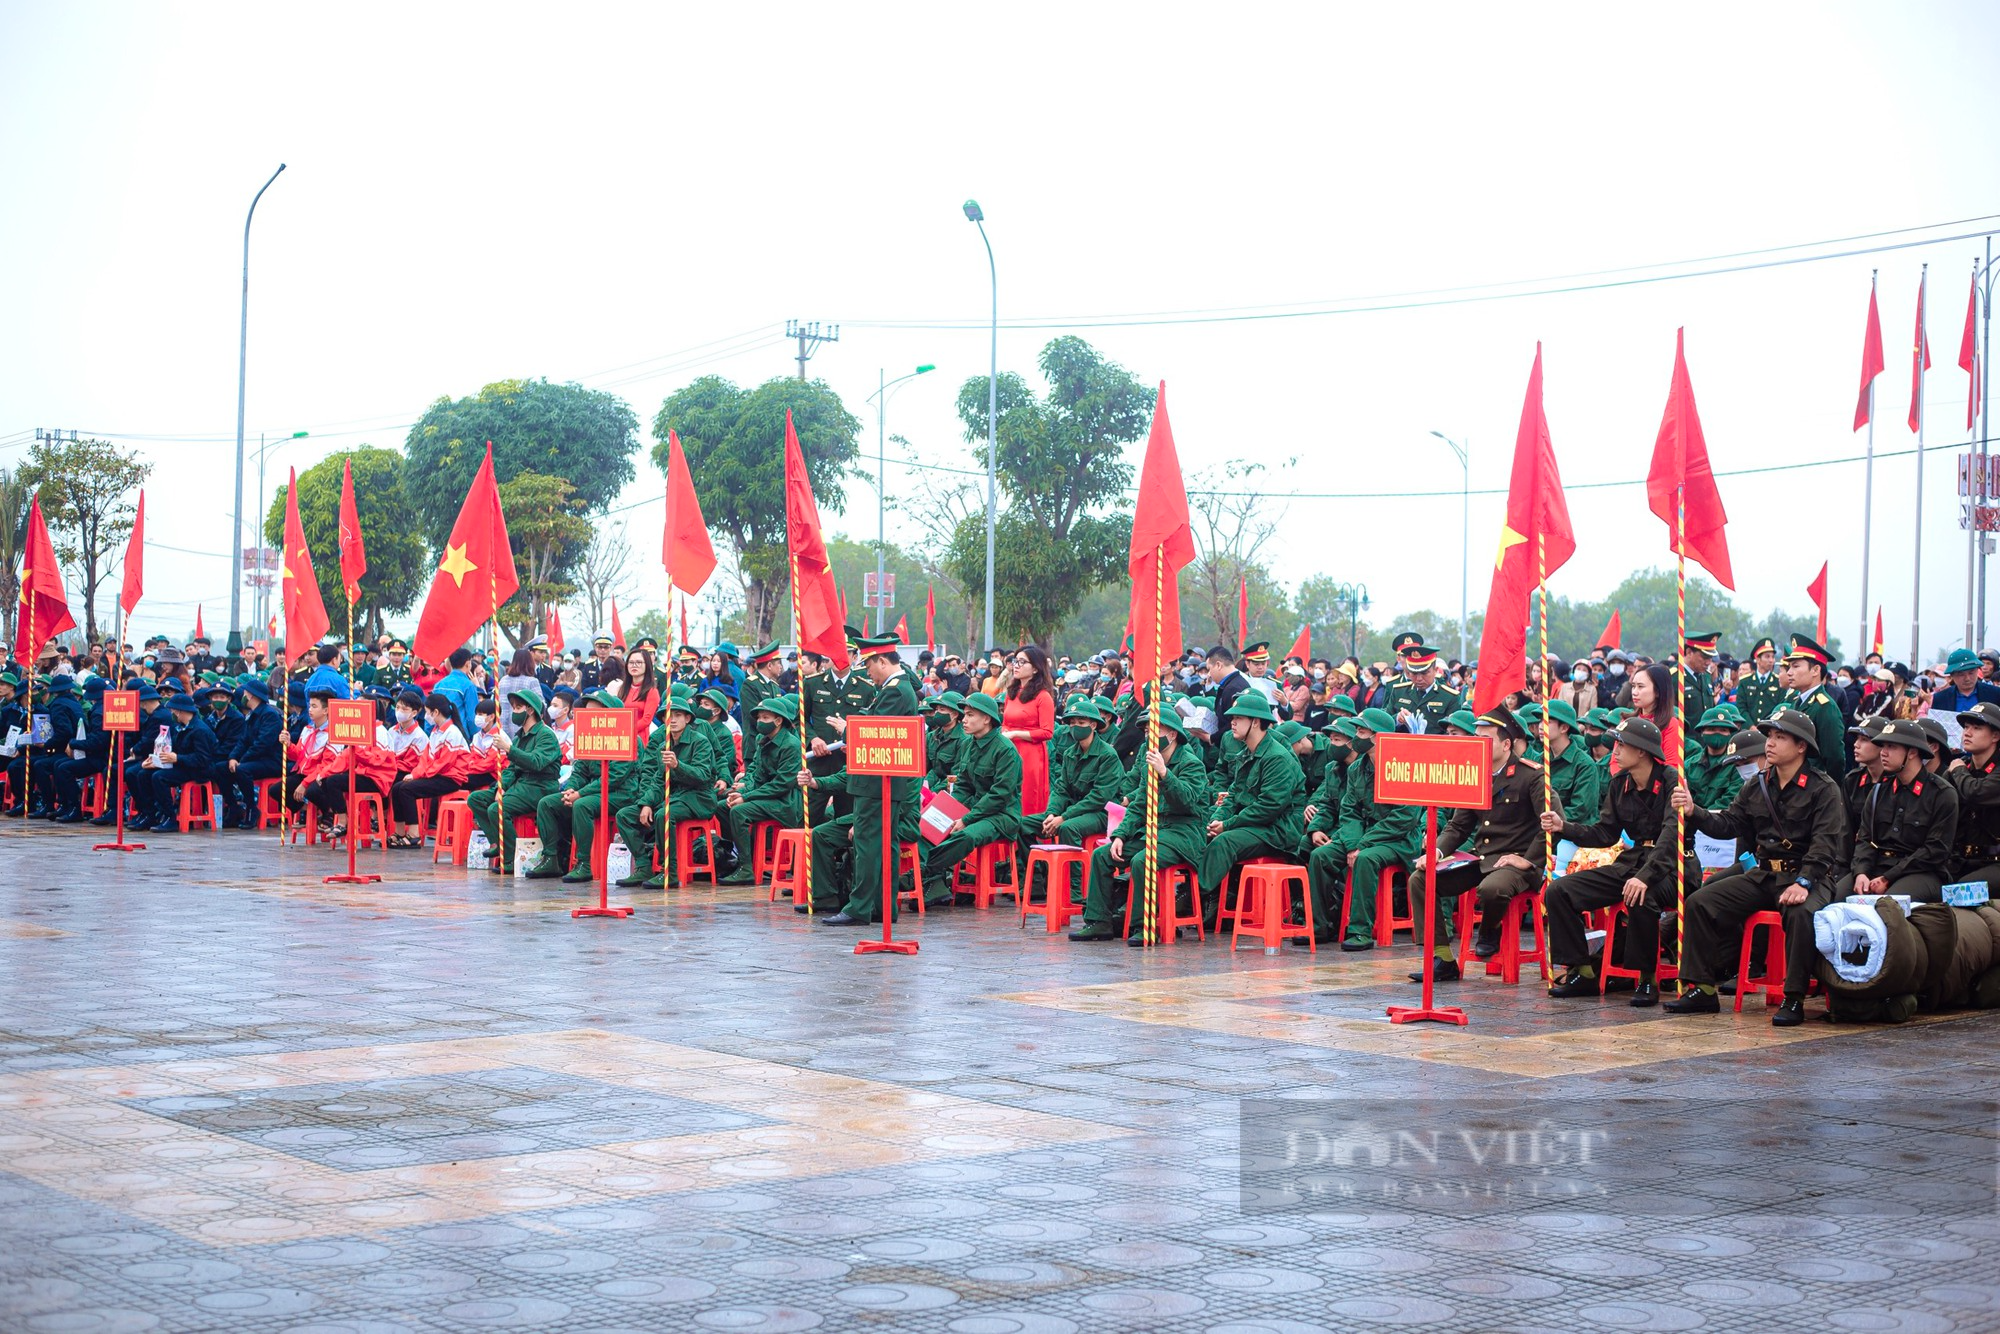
[756,718,778,736]
[1351,734,1373,754]
[1068,723,1094,743]
[1734,762,1761,781]
[1837,674,1853,688]
[926,714,948,732]
[1608,663,1626,676]
[1573,669,1589,683]
[396,707,416,723]
[510,711,528,729]
[1311,668,1326,681]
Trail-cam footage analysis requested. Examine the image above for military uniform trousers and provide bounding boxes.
[611,795,711,883]
[1306,838,1412,943]
[1864,873,1944,902]
[1679,873,1842,997]
[51,755,105,813]
[809,814,857,912]
[139,766,220,825]
[1952,861,2000,894]
[534,790,606,870]
[1419,861,1541,949]
[1545,852,1700,973]
[840,782,918,921]
[1200,829,1298,925]
[1079,838,1197,933]
[923,815,1017,904]
[470,779,554,870]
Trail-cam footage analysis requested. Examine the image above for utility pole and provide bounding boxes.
[785,320,840,380]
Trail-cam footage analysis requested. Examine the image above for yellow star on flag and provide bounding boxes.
[1493,523,1528,570]
[438,542,478,588]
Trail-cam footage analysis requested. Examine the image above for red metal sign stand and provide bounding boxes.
[856,773,917,955]
[573,762,631,919]
[91,733,145,853]
[1387,806,1468,1026]
[324,748,381,885]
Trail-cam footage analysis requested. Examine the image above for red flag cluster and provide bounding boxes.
[282,468,331,658]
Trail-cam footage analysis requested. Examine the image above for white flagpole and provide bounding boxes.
[1913,263,1927,664]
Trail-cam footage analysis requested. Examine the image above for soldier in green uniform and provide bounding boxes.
[373,641,414,696]
[924,692,966,791]
[822,635,924,924]
[799,642,877,822]
[524,691,639,882]
[915,691,1022,908]
[1068,709,1212,942]
[1779,634,1848,777]
[1678,631,1721,731]
[1383,642,1460,732]
[1522,699,1603,840]
[1685,706,1747,811]
[615,687,723,888]
[1305,707,1427,949]
[738,642,786,722]
[1027,696,1125,853]
[1299,714,1356,841]
[1197,692,1305,927]
[1412,708,1556,974]
[469,688,563,874]
[1735,637,1785,723]
[673,647,701,690]
[718,695,805,885]
[697,688,741,783]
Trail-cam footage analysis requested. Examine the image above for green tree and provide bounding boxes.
[820,536,971,652]
[404,378,639,553]
[18,437,152,642]
[945,337,1150,646]
[654,375,862,642]
[0,468,28,617]
[260,447,429,644]
[495,472,593,647]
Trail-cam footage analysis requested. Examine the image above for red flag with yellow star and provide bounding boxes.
[280,469,330,657]
[413,442,516,662]
[15,492,76,655]
[1472,344,1575,715]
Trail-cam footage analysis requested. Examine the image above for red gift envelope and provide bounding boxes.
[918,789,969,845]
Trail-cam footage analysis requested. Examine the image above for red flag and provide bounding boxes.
[193,605,205,642]
[1646,329,1734,589]
[119,489,144,618]
[1127,383,1196,679]
[16,493,76,654]
[679,598,689,650]
[1285,625,1310,664]
[1807,562,1829,646]
[894,614,909,644]
[1872,606,1884,657]
[783,409,850,670]
[412,442,517,662]
[1855,278,1885,431]
[925,585,936,653]
[837,581,848,627]
[1965,271,1983,433]
[1472,344,1576,714]
[1909,272,1932,433]
[661,429,718,596]
[1237,575,1249,647]
[610,598,625,650]
[1595,609,1621,651]
[547,605,565,655]
[337,457,367,605]
[280,469,330,658]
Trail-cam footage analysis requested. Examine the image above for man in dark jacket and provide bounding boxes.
[224,677,285,830]
[1932,648,2000,712]
[11,675,83,816]
[1846,718,1957,902]
[138,694,220,834]
[51,678,112,821]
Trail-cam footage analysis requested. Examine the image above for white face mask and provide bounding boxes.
[1573,669,1589,683]
[1736,762,1761,781]
[1608,663,1626,676]
[1837,674,1853,688]
[1311,668,1326,681]
[395,707,416,723]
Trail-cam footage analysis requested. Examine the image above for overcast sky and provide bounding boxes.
[3,2,1996,662]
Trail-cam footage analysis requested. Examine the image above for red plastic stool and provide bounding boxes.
[1734,910,1788,1010]
[1373,865,1415,945]
[769,828,812,904]
[954,842,1018,909]
[1122,864,1201,943]
[1600,903,1679,993]
[1022,846,1087,932]
[338,793,388,850]
[1484,889,1550,984]
[80,775,106,819]
[256,779,284,830]
[1232,862,1313,953]
[1219,857,1288,932]
[432,796,472,865]
[894,842,926,915]
[672,817,722,887]
[177,782,220,832]
[750,821,784,885]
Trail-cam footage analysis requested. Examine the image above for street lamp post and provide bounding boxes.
[867,364,935,634]
[964,200,997,652]
[1429,431,1470,663]
[1331,582,1371,662]
[230,163,286,647]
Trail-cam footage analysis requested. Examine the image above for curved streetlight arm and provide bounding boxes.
[230,163,287,642]
[974,218,998,652]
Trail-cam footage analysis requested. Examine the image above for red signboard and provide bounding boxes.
[846,715,926,777]
[101,689,141,733]
[1374,734,1491,810]
[327,699,375,746]
[574,707,638,762]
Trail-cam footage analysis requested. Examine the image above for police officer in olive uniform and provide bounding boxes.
[718,694,806,885]
[1069,709,1212,942]
[738,642,786,721]
[1843,715,1887,826]
[1383,642,1461,732]
[1947,701,2000,891]
[799,639,876,822]
[1666,707,1851,1026]
[822,635,924,924]
[1197,692,1305,926]
[1779,634,1848,778]
[1735,637,1785,724]
[1679,631,1721,730]
[1415,708,1557,977]
[1846,718,1957,903]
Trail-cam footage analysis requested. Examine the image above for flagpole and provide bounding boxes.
[663,574,675,901]
[279,668,289,842]
[23,598,34,821]
[1144,544,1163,947]
[1914,263,1928,664]
[1861,268,1878,660]
[1536,536,1553,945]
[1674,483,1687,987]
[787,549,814,917]
[490,533,506,875]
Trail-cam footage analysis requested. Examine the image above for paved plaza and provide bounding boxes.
[2,823,1997,1333]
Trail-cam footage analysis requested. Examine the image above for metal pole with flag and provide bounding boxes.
[17,493,76,820]
[1912,264,1930,663]
[339,457,367,695]
[782,409,851,917]
[1856,271,1885,659]
[662,426,718,892]
[1965,263,1984,650]
[1808,563,1830,647]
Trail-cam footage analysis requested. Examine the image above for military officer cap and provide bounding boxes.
[1060,695,1103,724]
[1439,709,1479,736]
[677,646,700,664]
[930,690,966,714]
[1725,728,1765,761]
[1695,705,1738,733]
[1847,714,1889,742]
[1474,708,1526,739]
[1356,706,1398,735]
[1916,716,1951,757]
[1222,690,1277,724]
[1683,631,1720,656]
[1751,637,1777,658]
[842,625,867,652]
[961,693,1004,724]
[1947,647,1983,674]
[750,640,783,665]
[1875,718,1932,755]
[856,632,903,661]
[1390,631,1425,654]
[1960,701,2000,735]
[698,687,732,714]
[1401,642,1442,670]
[1784,634,1832,667]
[591,633,614,647]
[1328,694,1358,718]
[1756,706,1817,751]
[388,640,408,653]
[1541,699,1582,731]
[752,694,798,722]
[525,637,546,651]
[165,693,199,714]
[1242,641,1271,664]
[1610,716,1667,761]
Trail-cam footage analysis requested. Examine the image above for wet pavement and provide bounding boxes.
[2,819,1997,1332]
